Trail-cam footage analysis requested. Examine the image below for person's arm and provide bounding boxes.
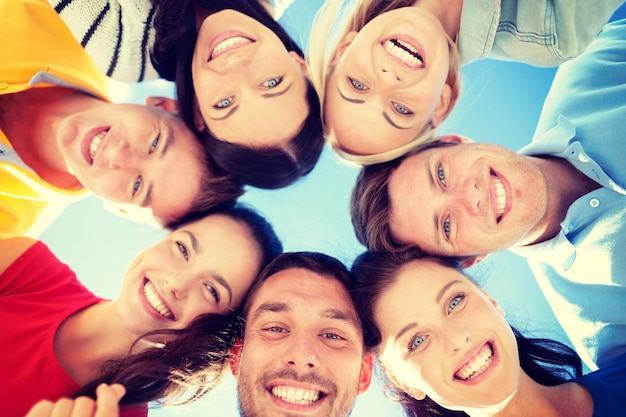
[48,0,159,81]
[24,384,125,417]
[0,237,36,276]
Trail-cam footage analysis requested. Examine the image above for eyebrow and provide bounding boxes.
[394,280,463,341]
[140,127,172,208]
[208,105,239,121]
[321,308,360,328]
[382,111,411,130]
[252,302,291,322]
[337,86,365,104]
[426,157,446,251]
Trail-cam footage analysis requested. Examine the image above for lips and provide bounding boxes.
[454,342,494,381]
[143,279,174,319]
[381,35,425,69]
[208,31,255,61]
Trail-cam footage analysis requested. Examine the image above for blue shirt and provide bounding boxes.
[511,20,626,371]
[573,354,626,417]
[459,0,624,66]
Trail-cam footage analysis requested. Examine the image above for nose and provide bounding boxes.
[283,332,320,370]
[442,325,471,355]
[378,66,402,84]
[107,140,136,169]
[164,273,192,300]
[451,180,481,215]
[225,54,250,72]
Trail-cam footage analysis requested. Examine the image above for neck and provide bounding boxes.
[523,156,601,245]
[55,301,156,385]
[0,87,99,189]
[413,0,463,41]
[466,372,592,417]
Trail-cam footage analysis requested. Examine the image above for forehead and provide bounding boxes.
[247,267,357,320]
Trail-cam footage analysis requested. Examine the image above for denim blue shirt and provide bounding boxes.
[511,20,626,371]
[459,0,624,66]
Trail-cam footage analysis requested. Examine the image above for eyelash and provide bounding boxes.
[392,102,413,115]
[214,97,234,109]
[448,293,465,313]
[205,284,219,303]
[261,76,283,89]
[407,334,427,352]
[176,241,189,261]
[132,176,142,197]
[348,77,369,91]
[150,135,160,153]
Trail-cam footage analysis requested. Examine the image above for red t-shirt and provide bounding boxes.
[0,241,146,417]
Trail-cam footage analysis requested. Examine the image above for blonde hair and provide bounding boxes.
[307,0,462,165]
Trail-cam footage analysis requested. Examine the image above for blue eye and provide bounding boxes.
[349,77,369,91]
[393,102,412,115]
[321,333,343,340]
[408,334,427,352]
[132,177,142,197]
[448,294,464,313]
[176,241,189,261]
[214,97,233,109]
[437,165,446,184]
[150,135,160,153]
[262,77,283,88]
[267,326,287,333]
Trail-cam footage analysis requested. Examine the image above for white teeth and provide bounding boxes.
[455,344,494,381]
[493,177,506,219]
[211,36,253,59]
[89,131,106,161]
[383,40,423,68]
[143,281,174,319]
[271,386,321,405]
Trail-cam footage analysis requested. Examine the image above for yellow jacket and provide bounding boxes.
[0,0,111,238]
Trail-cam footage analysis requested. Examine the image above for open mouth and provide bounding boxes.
[492,171,507,223]
[382,37,424,68]
[209,34,255,61]
[143,279,174,319]
[88,129,108,164]
[270,385,325,406]
[454,342,494,381]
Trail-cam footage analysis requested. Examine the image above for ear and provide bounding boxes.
[229,338,243,378]
[146,96,179,114]
[357,351,374,394]
[459,254,488,268]
[438,134,474,144]
[288,51,309,76]
[387,372,426,400]
[431,84,452,127]
[192,98,206,132]
[330,31,358,67]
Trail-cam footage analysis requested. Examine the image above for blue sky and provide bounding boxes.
[40,2,626,416]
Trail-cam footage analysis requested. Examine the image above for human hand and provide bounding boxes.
[24,384,126,417]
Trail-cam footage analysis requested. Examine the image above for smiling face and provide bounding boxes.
[325,7,453,155]
[236,268,372,417]
[56,103,204,223]
[192,10,309,148]
[387,140,550,256]
[375,260,519,412]
[115,213,263,339]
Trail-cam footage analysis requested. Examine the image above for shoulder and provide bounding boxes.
[0,237,38,274]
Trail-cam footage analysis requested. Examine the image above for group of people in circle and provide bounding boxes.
[2,0,626,417]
